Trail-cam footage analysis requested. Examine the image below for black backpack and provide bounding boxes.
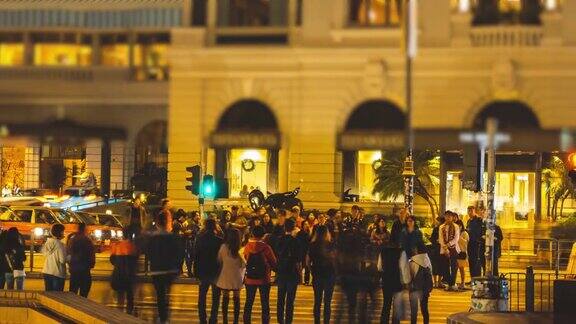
[276,236,298,275]
[245,251,267,280]
[411,261,433,294]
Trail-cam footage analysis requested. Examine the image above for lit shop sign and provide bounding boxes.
[338,132,405,150]
[210,132,280,149]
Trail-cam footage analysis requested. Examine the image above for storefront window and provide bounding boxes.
[33,44,92,66]
[0,43,24,66]
[446,171,535,227]
[350,0,402,27]
[229,149,268,198]
[218,0,288,27]
[358,150,382,201]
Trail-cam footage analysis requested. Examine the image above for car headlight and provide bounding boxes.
[33,227,44,237]
[110,230,116,238]
[93,229,102,238]
[116,230,123,238]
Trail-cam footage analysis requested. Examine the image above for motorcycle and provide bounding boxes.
[248,187,304,212]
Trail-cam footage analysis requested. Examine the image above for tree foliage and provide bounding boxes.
[372,150,440,219]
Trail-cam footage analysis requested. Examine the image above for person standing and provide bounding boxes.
[456,221,469,289]
[243,225,277,324]
[493,224,504,276]
[308,225,336,324]
[215,228,246,324]
[110,226,138,315]
[378,243,403,324]
[0,229,8,289]
[439,211,460,291]
[146,215,183,324]
[400,216,425,257]
[128,196,148,235]
[194,218,224,324]
[68,223,96,297]
[276,219,302,324]
[399,245,433,324]
[466,206,485,278]
[390,208,408,247]
[42,224,67,291]
[156,199,173,233]
[3,227,26,290]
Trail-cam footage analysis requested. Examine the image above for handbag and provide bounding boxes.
[457,251,467,260]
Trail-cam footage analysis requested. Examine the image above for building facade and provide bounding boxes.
[0,0,186,195]
[169,0,576,226]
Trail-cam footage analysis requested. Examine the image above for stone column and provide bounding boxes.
[110,140,128,192]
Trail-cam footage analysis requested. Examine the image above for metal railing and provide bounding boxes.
[505,267,573,312]
[470,25,543,47]
[499,234,576,275]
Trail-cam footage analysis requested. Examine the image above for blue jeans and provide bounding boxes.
[44,274,65,291]
[5,273,24,290]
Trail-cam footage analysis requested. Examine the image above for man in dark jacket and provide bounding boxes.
[194,218,223,324]
[390,207,408,247]
[466,206,485,278]
[128,196,148,235]
[147,214,183,324]
[68,223,96,297]
[275,218,302,324]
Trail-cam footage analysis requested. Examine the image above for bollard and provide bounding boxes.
[525,266,535,312]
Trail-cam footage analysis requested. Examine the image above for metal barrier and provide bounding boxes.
[499,234,576,274]
[505,267,573,312]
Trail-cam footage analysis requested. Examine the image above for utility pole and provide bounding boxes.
[485,118,498,277]
[402,0,417,214]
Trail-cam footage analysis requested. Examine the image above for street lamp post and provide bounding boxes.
[403,0,417,214]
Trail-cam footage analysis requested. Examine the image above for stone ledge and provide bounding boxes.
[447,312,562,324]
[0,290,145,324]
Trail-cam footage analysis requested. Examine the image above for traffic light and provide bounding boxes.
[202,174,215,199]
[462,143,481,192]
[185,165,201,195]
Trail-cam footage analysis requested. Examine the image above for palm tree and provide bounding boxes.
[542,155,574,221]
[372,150,440,219]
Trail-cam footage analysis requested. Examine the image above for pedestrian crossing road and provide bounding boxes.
[24,278,472,323]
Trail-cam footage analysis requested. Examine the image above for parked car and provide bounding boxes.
[77,212,124,228]
[70,210,122,251]
[0,206,78,248]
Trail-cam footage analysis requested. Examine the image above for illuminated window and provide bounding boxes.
[101,34,130,67]
[357,151,382,201]
[446,171,535,227]
[228,149,268,198]
[350,0,402,27]
[452,0,471,12]
[218,0,288,27]
[0,43,24,66]
[133,34,170,80]
[34,44,92,66]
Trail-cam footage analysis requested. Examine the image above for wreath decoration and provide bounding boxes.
[372,159,383,172]
[242,159,256,172]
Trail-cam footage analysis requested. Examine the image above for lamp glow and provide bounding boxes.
[33,227,44,237]
[94,229,102,238]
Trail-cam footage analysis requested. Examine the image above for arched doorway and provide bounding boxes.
[211,100,280,198]
[132,120,168,195]
[339,100,406,201]
[445,101,542,227]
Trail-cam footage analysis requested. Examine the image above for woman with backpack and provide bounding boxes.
[215,227,246,324]
[243,225,277,324]
[3,227,26,290]
[110,226,138,315]
[307,225,336,324]
[399,244,433,324]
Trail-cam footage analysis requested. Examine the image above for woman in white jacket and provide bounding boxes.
[439,211,460,291]
[398,245,433,324]
[215,227,246,324]
[42,224,67,291]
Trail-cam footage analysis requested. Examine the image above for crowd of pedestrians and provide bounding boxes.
[0,197,503,324]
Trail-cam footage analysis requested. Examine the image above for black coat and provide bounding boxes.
[193,231,223,281]
[147,231,183,273]
[380,247,403,293]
